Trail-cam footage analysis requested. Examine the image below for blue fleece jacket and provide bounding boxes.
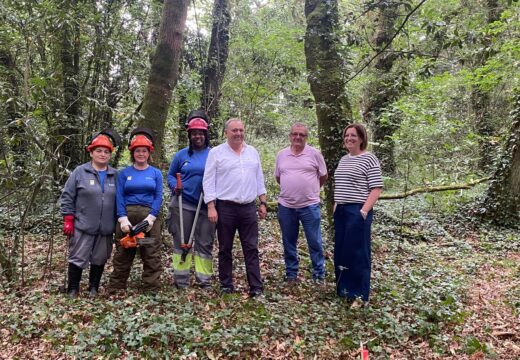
[117,165,163,217]
[167,147,210,205]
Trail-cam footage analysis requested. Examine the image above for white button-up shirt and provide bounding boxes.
[203,142,266,204]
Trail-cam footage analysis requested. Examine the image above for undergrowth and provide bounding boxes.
[0,197,518,358]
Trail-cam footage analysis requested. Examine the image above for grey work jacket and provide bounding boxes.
[61,162,117,235]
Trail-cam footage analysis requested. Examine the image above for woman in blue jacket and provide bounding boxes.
[108,128,163,293]
[60,130,119,298]
[167,111,216,288]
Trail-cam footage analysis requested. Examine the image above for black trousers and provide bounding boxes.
[216,201,263,293]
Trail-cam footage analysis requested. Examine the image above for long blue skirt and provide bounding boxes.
[334,203,373,301]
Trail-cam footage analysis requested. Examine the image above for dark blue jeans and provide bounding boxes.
[334,203,373,301]
[278,203,325,280]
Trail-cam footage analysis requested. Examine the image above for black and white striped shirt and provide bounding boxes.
[334,152,383,204]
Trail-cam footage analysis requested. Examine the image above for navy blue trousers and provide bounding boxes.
[216,201,263,294]
[334,203,373,301]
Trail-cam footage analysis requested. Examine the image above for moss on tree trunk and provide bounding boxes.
[139,0,190,164]
[361,4,400,175]
[304,0,352,221]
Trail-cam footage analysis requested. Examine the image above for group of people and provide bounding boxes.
[61,112,383,305]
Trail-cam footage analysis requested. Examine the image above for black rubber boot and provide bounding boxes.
[88,264,104,297]
[67,263,83,298]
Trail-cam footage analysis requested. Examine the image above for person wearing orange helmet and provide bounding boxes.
[60,129,120,298]
[167,110,216,289]
[108,128,164,293]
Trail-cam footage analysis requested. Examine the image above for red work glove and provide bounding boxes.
[63,215,74,236]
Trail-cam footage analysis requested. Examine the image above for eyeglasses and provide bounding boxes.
[290,132,308,138]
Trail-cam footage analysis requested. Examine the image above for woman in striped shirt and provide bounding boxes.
[333,123,383,307]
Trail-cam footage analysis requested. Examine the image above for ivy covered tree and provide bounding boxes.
[360,1,402,174]
[304,0,352,219]
[482,90,520,226]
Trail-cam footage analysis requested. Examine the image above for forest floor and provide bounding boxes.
[0,203,518,359]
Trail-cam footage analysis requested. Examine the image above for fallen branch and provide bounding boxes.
[263,177,490,211]
[380,177,491,200]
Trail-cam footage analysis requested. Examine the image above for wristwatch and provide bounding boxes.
[259,201,267,207]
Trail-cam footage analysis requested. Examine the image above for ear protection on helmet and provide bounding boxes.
[185,109,210,129]
[85,128,121,152]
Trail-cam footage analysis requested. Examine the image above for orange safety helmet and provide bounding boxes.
[129,134,154,152]
[86,134,114,152]
[186,117,209,131]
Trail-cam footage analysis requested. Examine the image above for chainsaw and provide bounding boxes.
[119,220,155,248]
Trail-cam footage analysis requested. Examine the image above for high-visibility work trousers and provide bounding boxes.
[168,200,216,288]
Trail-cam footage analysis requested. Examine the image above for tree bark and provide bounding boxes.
[482,91,520,226]
[471,0,502,171]
[304,0,352,220]
[58,0,83,172]
[177,86,189,148]
[361,3,400,174]
[138,0,190,164]
[202,0,231,144]
[0,48,29,179]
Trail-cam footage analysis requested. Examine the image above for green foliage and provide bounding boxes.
[3,197,518,357]
[220,0,315,136]
[464,336,490,355]
[1,0,519,355]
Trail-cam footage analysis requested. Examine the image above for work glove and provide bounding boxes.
[144,214,157,232]
[118,216,132,233]
[63,215,74,236]
[174,187,183,196]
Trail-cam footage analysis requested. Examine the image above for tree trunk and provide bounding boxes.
[361,4,400,175]
[482,91,520,226]
[58,0,83,172]
[138,0,190,164]
[202,0,231,144]
[304,0,352,221]
[0,48,29,180]
[177,86,189,149]
[471,0,502,171]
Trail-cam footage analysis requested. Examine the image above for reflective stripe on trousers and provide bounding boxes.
[172,249,213,286]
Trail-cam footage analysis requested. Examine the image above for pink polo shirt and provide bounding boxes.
[275,145,327,208]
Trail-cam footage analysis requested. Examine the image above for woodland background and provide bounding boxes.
[0,0,519,358]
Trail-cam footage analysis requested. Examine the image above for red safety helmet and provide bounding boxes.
[86,134,114,152]
[185,109,210,129]
[187,118,209,131]
[129,134,154,152]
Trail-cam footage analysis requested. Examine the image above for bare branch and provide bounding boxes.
[346,0,429,84]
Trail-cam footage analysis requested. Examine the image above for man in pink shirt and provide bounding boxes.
[275,123,328,284]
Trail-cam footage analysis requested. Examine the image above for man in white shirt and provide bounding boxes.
[203,118,267,297]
